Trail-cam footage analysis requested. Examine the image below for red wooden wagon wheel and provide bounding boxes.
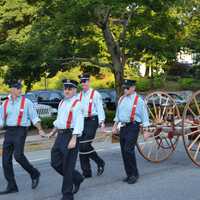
[182,90,200,167]
[137,91,181,162]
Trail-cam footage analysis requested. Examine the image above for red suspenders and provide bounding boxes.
[88,90,95,117]
[3,96,26,126]
[130,95,139,122]
[118,94,139,122]
[79,90,95,117]
[66,99,79,129]
[79,92,82,101]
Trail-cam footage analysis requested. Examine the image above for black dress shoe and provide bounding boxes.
[123,177,129,182]
[73,177,84,194]
[127,175,139,184]
[97,161,105,176]
[32,173,40,189]
[0,187,18,195]
[83,173,92,178]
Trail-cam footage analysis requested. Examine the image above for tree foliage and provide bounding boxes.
[0,0,199,95]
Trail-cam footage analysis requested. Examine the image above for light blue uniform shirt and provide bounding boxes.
[53,95,84,136]
[114,93,150,127]
[0,95,40,127]
[78,88,105,123]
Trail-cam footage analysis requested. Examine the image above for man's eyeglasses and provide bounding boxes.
[123,86,130,90]
[80,79,88,83]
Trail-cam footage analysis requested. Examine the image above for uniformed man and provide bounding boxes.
[78,73,105,178]
[0,81,46,194]
[112,79,150,184]
[49,79,84,200]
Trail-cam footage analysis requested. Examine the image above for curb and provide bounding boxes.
[0,131,112,154]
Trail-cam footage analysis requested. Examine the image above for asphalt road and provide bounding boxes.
[0,140,199,200]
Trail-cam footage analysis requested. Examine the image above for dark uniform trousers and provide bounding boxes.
[119,121,140,178]
[51,129,83,200]
[2,126,39,188]
[79,116,104,176]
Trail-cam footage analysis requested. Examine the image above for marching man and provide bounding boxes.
[78,73,106,178]
[112,79,150,184]
[0,81,46,194]
[48,79,84,200]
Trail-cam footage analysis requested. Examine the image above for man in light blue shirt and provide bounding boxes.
[112,79,150,184]
[0,81,46,195]
[78,73,105,178]
[48,79,84,200]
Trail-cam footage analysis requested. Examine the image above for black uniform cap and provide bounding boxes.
[78,73,90,81]
[9,80,22,89]
[122,79,136,88]
[62,79,78,88]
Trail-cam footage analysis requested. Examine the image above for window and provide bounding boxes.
[38,92,50,101]
[49,92,62,101]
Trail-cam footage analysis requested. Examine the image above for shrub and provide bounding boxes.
[178,78,200,90]
[136,78,152,92]
[40,116,56,129]
[105,110,115,124]
[152,76,165,89]
[178,78,193,89]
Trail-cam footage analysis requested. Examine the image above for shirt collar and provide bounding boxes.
[64,94,77,101]
[126,92,136,99]
[9,94,22,102]
[83,88,92,94]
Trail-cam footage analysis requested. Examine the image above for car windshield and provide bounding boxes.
[169,93,184,101]
[25,93,37,103]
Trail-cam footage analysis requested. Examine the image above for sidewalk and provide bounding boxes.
[0,127,113,155]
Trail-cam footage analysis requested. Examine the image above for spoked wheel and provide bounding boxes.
[182,90,200,167]
[137,91,181,163]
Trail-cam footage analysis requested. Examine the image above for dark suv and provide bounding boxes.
[26,90,64,108]
[97,89,117,110]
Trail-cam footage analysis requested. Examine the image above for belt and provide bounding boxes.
[58,128,73,134]
[120,121,140,127]
[6,126,27,129]
[84,115,98,120]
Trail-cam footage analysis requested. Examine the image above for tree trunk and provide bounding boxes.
[145,65,150,77]
[25,80,32,92]
[113,68,124,101]
[100,24,124,99]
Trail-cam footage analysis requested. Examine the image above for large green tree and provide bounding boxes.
[34,0,183,95]
[1,0,193,95]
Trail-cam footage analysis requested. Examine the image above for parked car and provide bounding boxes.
[97,89,116,110]
[168,92,187,105]
[26,90,64,109]
[146,92,187,107]
[0,92,56,118]
[0,93,8,104]
[25,92,57,118]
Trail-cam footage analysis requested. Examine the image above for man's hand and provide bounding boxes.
[143,131,152,140]
[46,131,55,139]
[100,122,106,133]
[68,135,77,149]
[38,129,46,138]
[112,123,118,134]
[46,128,57,139]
